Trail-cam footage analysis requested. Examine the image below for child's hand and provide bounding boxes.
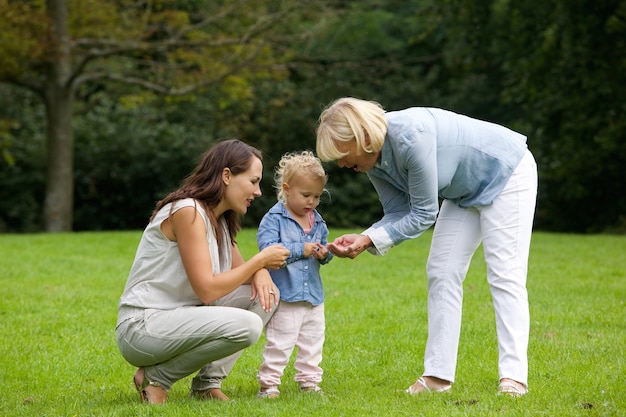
[311,242,329,260]
[304,242,317,258]
[304,242,329,260]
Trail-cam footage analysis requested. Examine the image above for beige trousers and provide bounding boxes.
[116,285,276,391]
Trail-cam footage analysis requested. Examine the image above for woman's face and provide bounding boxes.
[223,156,263,215]
[335,139,379,173]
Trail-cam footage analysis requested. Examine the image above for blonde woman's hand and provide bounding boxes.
[327,234,371,259]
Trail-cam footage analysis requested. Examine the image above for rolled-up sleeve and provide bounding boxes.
[364,130,439,255]
[257,214,281,250]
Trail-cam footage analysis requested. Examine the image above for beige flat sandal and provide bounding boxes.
[405,377,451,395]
[498,381,528,397]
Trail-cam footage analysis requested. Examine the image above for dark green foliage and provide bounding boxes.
[291,0,626,232]
[471,0,626,232]
[0,86,46,233]
[1,0,624,232]
[72,96,219,231]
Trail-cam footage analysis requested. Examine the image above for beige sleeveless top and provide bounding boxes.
[117,198,231,322]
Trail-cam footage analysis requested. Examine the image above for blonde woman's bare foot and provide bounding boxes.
[133,368,168,404]
[498,378,528,397]
[405,376,452,395]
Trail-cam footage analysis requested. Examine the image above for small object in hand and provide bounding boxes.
[269,290,275,295]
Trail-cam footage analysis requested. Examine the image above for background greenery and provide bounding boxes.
[0,229,624,416]
[0,0,624,233]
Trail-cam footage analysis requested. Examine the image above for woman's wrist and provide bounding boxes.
[250,252,266,271]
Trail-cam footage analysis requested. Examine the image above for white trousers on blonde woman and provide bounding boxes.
[257,301,325,390]
[424,150,537,387]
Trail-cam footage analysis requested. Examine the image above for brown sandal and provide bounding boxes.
[189,388,231,401]
[133,368,167,404]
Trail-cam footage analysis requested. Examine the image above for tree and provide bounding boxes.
[301,0,626,232]
[0,0,304,231]
[436,0,626,231]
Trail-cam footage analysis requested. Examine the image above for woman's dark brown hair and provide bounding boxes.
[151,139,262,244]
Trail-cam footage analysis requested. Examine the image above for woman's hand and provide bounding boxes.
[327,234,372,259]
[250,269,279,312]
[258,244,290,270]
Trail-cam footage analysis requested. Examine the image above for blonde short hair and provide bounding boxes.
[316,97,388,162]
[274,150,327,202]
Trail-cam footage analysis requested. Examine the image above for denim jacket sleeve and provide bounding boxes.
[257,211,280,250]
[257,212,303,262]
[258,205,333,266]
[318,220,334,265]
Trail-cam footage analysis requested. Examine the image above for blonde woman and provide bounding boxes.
[316,98,537,397]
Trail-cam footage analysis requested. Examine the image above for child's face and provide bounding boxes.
[282,174,325,217]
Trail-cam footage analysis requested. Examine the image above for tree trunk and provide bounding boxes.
[43,88,74,232]
[43,0,74,232]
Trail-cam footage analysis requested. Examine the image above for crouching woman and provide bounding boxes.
[116,139,290,404]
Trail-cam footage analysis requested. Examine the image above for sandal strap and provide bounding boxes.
[405,377,451,394]
[134,369,164,404]
[138,370,161,392]
[422,377,451,393]
[499,382,527,396]
[417,377,432,392]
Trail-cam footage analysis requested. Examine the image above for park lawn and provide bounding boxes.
[0,229,624,416]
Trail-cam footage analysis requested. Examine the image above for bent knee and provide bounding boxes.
[241,313,264,346]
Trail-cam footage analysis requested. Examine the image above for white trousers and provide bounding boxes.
[257,301,325,390]
[424,150,537,387]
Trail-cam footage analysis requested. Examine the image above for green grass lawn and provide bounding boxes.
[0,229,624,416]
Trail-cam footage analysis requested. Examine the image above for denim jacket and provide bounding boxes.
[364,107,528,255]
[257,202,333,306]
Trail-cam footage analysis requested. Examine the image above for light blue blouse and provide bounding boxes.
[257,202,332,306]
[364,107,528,255]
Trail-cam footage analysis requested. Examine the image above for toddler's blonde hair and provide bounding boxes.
[274,150,328,202]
